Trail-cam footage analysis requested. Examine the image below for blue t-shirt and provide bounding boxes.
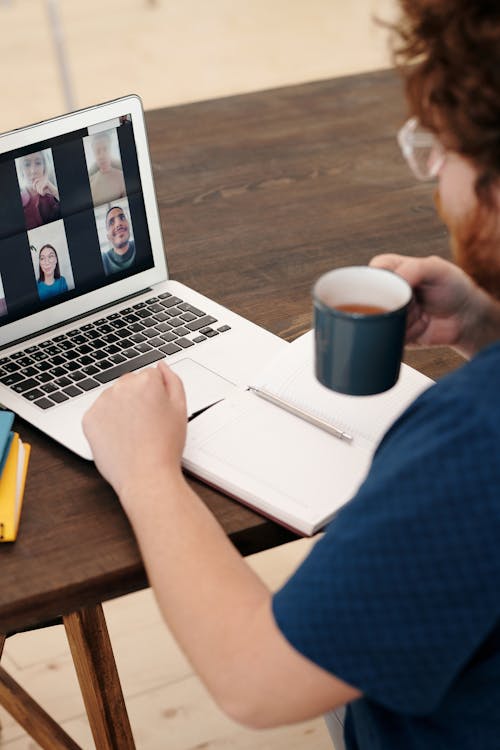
[273,341,500,750]
[37,276,68,301]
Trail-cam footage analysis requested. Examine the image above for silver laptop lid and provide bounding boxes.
[0,95,167,349]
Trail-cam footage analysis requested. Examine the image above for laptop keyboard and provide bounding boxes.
[0,292,231,410]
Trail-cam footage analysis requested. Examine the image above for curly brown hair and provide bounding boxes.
[391,1,500,204]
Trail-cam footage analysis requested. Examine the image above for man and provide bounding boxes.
[89,131,126,206]
[101,205,136,276]
[83,2,500,748]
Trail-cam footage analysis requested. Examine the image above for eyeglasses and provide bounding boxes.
[397,117,446,181]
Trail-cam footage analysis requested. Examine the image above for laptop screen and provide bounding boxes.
[0,113,155,329]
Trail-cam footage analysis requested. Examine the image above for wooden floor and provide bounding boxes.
[0,539,336,749]
[0,1,395,747]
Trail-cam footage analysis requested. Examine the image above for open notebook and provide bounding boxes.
[183,331,433,535]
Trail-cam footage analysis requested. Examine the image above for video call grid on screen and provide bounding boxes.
[0,114,155,328]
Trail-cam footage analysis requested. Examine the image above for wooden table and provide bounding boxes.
[0,68,465,748]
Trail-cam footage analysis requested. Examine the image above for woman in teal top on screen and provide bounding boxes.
[37,244,68,301]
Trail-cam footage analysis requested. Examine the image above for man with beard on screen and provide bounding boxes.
[101,205,136,276]
[83,2,500,748]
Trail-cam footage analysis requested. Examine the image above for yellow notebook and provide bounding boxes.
[0,433,31,542]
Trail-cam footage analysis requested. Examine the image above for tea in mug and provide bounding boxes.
[334,303,388,315]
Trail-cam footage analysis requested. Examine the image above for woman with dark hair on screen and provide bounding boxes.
[19,151,61,230]
[37,244,68,301]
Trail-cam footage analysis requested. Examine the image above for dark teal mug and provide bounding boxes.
[313,266,412,396]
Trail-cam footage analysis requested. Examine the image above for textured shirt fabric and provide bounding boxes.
[273,341,500,750]
[21,189,60,230]
[37,276,68,301]
[102,241,136,276]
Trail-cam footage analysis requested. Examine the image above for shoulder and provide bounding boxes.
[439,339,500,394]
[336,348,500,553]
[378,343,500,460]
[102,249,113,268]
[37,281,47,299]
[20,189,31,207]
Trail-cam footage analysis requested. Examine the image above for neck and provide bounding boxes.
[114,242,130,256]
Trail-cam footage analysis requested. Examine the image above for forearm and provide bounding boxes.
[121,470,360,727]
[84,365,360,726]
[122,469,274,717]
[454,291,500,358]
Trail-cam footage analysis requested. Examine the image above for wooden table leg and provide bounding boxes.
[63,604,136,750]
[0,659,82,749]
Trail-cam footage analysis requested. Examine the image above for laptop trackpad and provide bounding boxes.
[170,359,236,417]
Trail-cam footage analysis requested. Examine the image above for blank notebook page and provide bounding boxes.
[252,330,433,443]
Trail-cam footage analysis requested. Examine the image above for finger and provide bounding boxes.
[406,312,431,343]
[369,253,407,272]
[82,401,99,440]
[86,377,128,429]
[402,297,430,344]
[405,298,421,329]
[378,255,437,292]
[370,254,424,288]
[158,361,187,411]
[109,371,139,395]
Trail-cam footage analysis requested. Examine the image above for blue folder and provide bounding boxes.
[0,411,15,473]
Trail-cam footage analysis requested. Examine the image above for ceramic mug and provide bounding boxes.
[313,266,412,396]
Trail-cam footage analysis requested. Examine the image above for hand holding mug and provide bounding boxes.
[370,254,500,358]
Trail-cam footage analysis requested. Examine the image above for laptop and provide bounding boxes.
[0,95,285,459]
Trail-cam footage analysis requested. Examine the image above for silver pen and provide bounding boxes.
[247,386,353,443]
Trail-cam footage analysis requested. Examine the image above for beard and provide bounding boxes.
[435,190,500,300]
